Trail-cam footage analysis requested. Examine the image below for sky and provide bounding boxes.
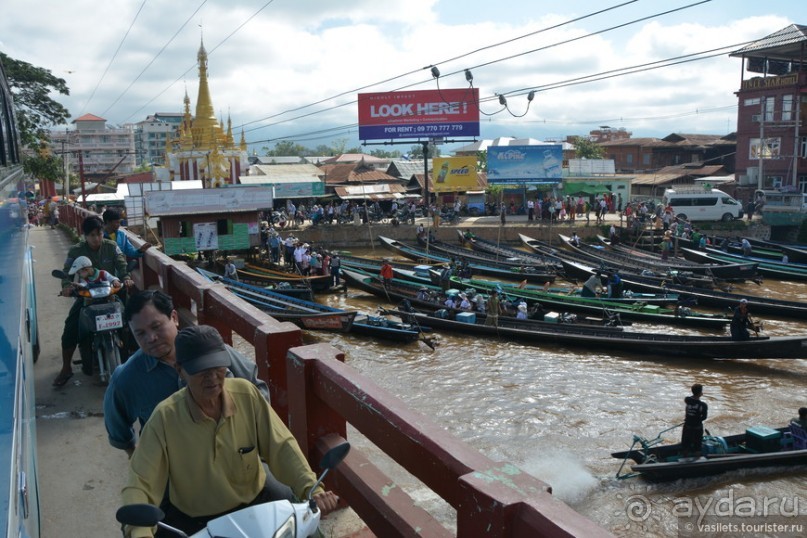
[0,0,802,154]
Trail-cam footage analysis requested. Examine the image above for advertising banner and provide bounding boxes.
[358,89,480,140]
[431,156,480,192]
[487,145,563,184]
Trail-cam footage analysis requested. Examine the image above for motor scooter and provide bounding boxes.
[116,442,350,538]
[53,269,124,383]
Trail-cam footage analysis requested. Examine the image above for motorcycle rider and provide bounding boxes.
[53,216,131,387]
[121,325,339,537]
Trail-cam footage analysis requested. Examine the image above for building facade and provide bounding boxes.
[133,113,183,167]
[730,24,807,198]
[50,113,136,179]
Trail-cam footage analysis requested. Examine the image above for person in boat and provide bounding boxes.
[741,238,752,256]
[516,299,528,320]
[730,299,755,340]
[416,286,430,301]
[416,223,425,240]
[607,272,623,299]
[581,272,601,298]
[791,407,807,429]
[379,259,394,290]
[484,289,501,326]
[120,325,338,538]
[681,383,708,458]
[459,293,473,311]
[474,293,486,313]
[570,232,580,247]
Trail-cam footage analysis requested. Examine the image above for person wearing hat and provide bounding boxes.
[68,255,121,289]
[680,383,708,458]
[54,216,130,386]
[104,290,269,456]
[121,325,338,537]
[730,298,754,340]
[458,293,472,311]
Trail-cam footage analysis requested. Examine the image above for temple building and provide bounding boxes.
[164,39,248,187]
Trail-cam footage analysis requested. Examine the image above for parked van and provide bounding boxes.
[662,188,744,222]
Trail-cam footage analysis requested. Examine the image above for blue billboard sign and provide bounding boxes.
[487,145,563,184]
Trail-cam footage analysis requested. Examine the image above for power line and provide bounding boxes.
[79,0,148,116]
[120,0,277,123]
[239,0,714,136]
[100,0,209,118]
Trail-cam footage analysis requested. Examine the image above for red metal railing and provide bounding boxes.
[59,204,610,537]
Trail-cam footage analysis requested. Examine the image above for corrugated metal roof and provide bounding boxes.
[333,183,412,200]
[730,24,807,60]
[248,163,322,179]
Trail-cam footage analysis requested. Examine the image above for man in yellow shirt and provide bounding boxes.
[121,325,338,537]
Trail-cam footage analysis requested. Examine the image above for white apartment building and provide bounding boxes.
[134,113,183,167]
[50,113,136,178]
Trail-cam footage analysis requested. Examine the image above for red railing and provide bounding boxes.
[59,204,610,537]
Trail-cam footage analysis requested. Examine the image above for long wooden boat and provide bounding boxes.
[612,425,807,481]
[379,236,557,284]
[387,309,807,359]
[193,262,315,300]
[342,269,628,333]
[442,274,679,306]
[558,257,807,320]
[241,262,335,291]
[456,229,563,269]
[197,268,356,331]
[441,274,730,328]
[681,247,807,281]
[560,234,758,281]
[626,231,807,264]
[418,235,557,273]
[519,233,718,289]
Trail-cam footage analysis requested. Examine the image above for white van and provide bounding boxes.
[662,188,744,222]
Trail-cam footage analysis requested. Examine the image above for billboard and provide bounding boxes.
[358,89,480,141]
[430,156,480,193]
[487,145,563,184]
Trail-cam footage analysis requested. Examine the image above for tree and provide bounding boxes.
[0,52,70,150]
[264,141,309,156]
[571,136,605,160]
[23,152,64,182]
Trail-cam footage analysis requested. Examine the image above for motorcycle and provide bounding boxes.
[116,442,350,538]
[52,269,124,383]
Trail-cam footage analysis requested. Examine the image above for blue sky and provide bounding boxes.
[0,0,802,153]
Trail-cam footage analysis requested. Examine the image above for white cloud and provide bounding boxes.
[0,0,800,151]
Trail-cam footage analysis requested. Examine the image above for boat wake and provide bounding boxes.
[521,451,598,504]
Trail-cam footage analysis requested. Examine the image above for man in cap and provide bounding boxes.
[730,298,754,340]
[104,290,270,457]
[121,325,338,537]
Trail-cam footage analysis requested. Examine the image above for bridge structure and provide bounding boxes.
[58,204,610,537]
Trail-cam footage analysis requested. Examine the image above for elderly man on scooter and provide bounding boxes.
[121,325,339,537]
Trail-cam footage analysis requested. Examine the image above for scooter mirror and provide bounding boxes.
[52,269,68,280]
[116,504,165,527]
[307,442,351,505]
[319,442,350,471]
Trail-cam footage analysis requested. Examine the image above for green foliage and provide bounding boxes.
[477,150,487,172]
[571,136,605,159]
[23,153,64,182]
[0,52,70,149]
[264,141,311,156]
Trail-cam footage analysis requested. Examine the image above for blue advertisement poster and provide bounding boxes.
[487,145,563,184]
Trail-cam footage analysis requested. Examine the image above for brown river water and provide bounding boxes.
[238,249,807,537]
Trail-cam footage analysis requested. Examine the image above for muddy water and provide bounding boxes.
[246,249,807,537]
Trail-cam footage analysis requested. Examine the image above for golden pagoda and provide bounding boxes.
[164,39,247,187]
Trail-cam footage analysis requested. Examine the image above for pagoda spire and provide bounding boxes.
[192,37,220,149]
[240,128,247,152]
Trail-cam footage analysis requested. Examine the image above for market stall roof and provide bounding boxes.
[333,183,415,200]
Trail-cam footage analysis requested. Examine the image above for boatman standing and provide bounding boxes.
[681,383,708,458]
